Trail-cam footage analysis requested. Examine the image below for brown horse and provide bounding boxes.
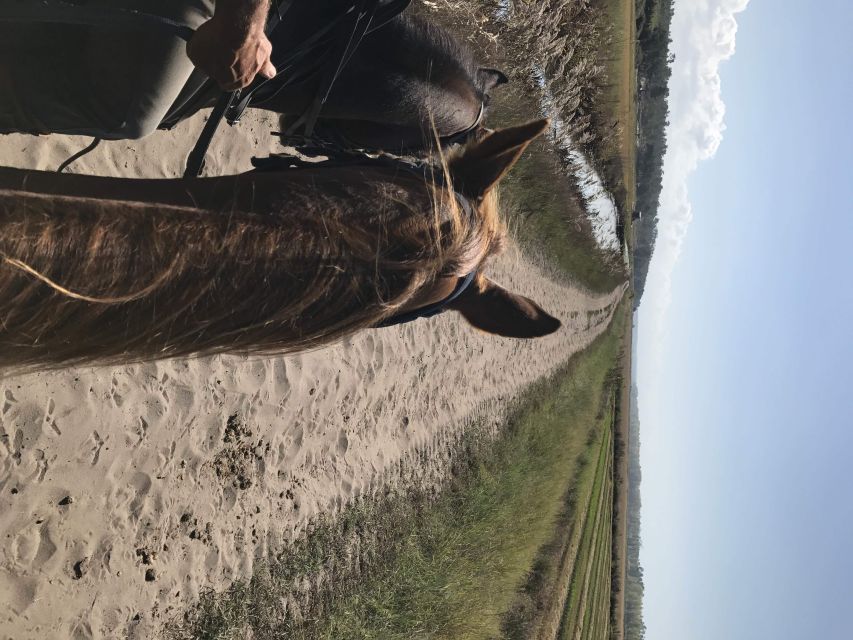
[0,120,559,372]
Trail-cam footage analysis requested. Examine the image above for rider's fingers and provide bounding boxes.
[260,60,277,80]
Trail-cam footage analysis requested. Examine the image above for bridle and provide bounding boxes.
[249,150,480,328]
[374,270,477,328]
[438,101,486,147]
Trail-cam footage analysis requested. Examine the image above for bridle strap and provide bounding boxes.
[438,101,486,146]
[374,269,477,328]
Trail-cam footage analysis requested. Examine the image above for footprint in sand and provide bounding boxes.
[43,398,62,437]
[10,522,57,571]
[127,472,153,521]
[109,376,124,408]
[279,426,304,469]
[336,430,349,456]
[3,388,18,415]
[11,429,24,465]
[77,430,105,466]
[0,575,38,616]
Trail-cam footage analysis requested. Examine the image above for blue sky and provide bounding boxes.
[637,1,853,639]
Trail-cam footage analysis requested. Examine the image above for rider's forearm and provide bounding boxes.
[214,0,270,37]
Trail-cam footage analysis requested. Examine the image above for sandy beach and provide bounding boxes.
[0,109,624,639]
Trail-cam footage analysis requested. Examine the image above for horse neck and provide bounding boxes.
[0,166,459,370]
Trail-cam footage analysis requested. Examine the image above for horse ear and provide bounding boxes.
[477,68,509,91]
[448,277,561,339]
[449,119,549,200]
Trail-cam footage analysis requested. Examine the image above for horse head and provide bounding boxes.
[269,14,509,155]
[0,121,559,371]
[389,118,561,338]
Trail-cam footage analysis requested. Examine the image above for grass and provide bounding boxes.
[586,459,614,640]
[493,89,626,292]
[593,0,638,217]
[168,303,629,640]
[596,0,638,273]
[610,315,633,640]
[558,417,613,639]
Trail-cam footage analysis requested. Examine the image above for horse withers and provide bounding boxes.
[0,120,559,372]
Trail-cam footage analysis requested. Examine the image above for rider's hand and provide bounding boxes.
[187,13,276,91]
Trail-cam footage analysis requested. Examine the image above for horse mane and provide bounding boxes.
[0,168,504,371]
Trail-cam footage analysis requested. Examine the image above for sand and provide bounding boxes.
[0,109,625,639]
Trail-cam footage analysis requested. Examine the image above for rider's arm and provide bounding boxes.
[187,0,277,91]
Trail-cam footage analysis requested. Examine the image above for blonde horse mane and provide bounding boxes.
[0,166,504,372]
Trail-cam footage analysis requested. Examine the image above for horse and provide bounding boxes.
[0,119,560,372]
[0,1,507,156]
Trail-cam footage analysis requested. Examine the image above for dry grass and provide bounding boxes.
[414,0,629,290]
[591,0,638,257]
[421,1,618,173]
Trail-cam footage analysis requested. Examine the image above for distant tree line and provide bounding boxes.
[624,383,646,639]
[633,0,675,307]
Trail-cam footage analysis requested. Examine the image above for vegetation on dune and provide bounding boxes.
[497,128,625,292]
[433,0,615,160]
[416,0,629,290]
[589,0,639,247]
[168,304,629,640]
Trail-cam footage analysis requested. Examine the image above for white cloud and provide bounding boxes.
[639,0,750,376]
